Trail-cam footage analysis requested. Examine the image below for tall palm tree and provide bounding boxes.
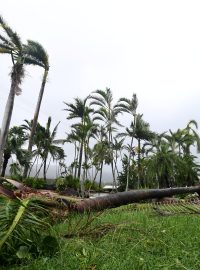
[64,97,93,179]
[0,16,25,170]
[23,40,49,177]
[89,88,122,189]
[69,116,98,196]
[115,93,138,190]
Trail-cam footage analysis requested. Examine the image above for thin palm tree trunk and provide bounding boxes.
[99,162,103,189]
[126,114,137,191]
[46,156,52,174]
[28,154,38,177]
[78,139,85,197]
[23,70,48,178]
[34,161,44,178]
[137,138,142,188]
[43,158,47,181]
[126,135,134,191]
[0,82,16,171]
[78,141,83,179]
[1,154,11,177]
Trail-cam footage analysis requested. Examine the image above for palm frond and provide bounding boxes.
[23,40,49,69]
[0,197,51,264]
[0,42,13,51]
[23,56,45,68]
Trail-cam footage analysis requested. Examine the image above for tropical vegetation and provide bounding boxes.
[1,14,200,269]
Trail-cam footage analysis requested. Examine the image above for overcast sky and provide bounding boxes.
[1,1,200,177]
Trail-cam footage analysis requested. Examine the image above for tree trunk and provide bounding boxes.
[137,138,143,187]
[126,135,134,191]
[0,82,16,171]
[78,141,83,179]
[23,70,48,178]
[126,114,137,191]
[71,186,200,212]
[77,140,85,198]
[99,162,103,188]
[43,158,47,181]
[1,153,11,177]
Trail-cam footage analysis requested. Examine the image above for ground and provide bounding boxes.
[5,203,200,270]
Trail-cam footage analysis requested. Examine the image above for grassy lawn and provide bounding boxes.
[5,204,200,270]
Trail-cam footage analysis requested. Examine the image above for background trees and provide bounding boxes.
[1,14,200,192]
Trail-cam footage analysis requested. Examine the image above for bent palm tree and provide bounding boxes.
[23,40,49,177]
[0,16,25,171]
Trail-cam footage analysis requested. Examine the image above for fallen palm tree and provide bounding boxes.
[1,177,200,213]
[71,186,200,212]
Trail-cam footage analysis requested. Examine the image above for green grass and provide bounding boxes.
[4,204,200,270]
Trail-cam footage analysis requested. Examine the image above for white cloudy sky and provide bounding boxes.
[1,0,200,177]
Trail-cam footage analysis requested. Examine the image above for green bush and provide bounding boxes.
[84,179,99,191]
[23,177,45,189]
[65,175,80,190]
[10,174,23,182]
[55,177,67,191]
[55,176,99,192]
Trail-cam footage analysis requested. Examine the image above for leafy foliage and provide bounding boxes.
[0,197,58,265]
[23,177,45,189]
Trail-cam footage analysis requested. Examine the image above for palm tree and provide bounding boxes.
[146,139,177,188]
[66,131,80,178]
[82,118,99,181]
[1,126,28,177]
[175,154,200,186]
[0,16,25,170]
[112,137,125,178]
[23,40,49,177]
[183,120,200,155]
[89,88,122,189]
[64,97,93,180]
[91,125,108,188]
[69,116,98,196]
[22,120,46,176]
[35,117,65,181]
[134,114,155,187]
[115,93,138,190]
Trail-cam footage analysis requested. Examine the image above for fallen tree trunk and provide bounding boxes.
[1,177,200,214]
[71,186,200,213]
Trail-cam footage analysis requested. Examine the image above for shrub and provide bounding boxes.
[55,177,67,191]
[10,174,23,182]
[23,177,45,189]
[65,175,80,190]
[84,179,99,191]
